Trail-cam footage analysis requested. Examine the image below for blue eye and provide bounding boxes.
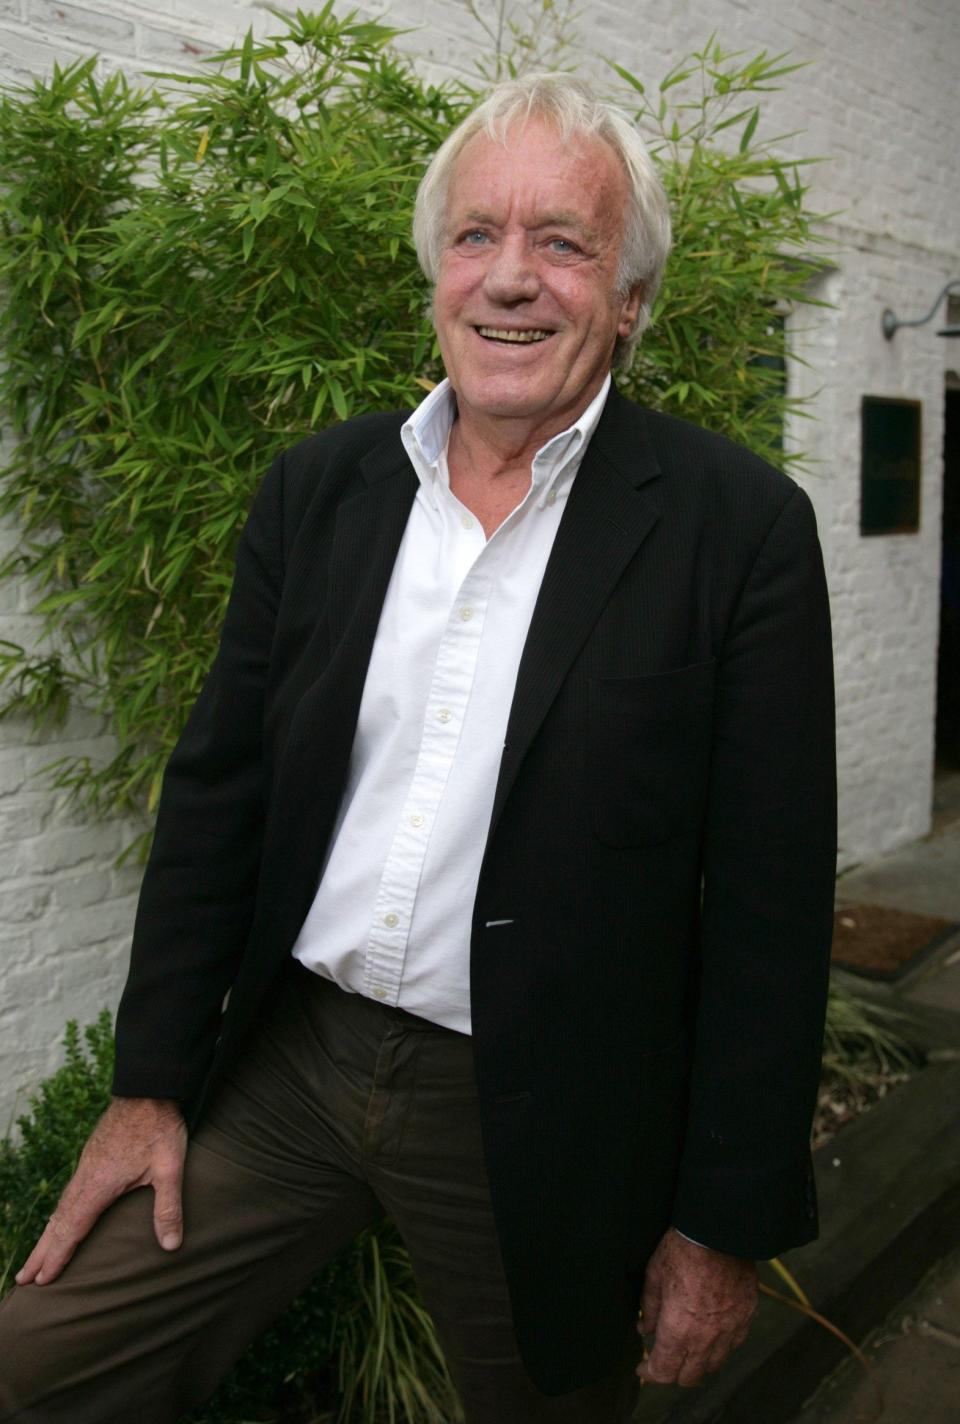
[462,230,488,245]
[549,238,576,254]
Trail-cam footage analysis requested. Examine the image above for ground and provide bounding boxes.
[791,1245,960,1424]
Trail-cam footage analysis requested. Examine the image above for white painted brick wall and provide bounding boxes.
[1,0,958,1120]
[0,685,143,1129]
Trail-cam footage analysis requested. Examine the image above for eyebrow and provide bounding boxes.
[457,209,499,229]
[458,208,594,236]
[532,211,589,232]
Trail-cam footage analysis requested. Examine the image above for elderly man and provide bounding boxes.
[0,72,836,1423]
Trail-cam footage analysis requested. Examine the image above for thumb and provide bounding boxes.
[152,1170,184,1253]
[640,1256,664,1336]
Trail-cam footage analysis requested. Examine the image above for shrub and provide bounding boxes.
[615,41,827,458]
[822,980,920,1088]
[0,16,826,836]
[0,1013,113,1293]
[0,9,462,837]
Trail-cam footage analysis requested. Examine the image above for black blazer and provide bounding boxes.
[114,384,837,1394]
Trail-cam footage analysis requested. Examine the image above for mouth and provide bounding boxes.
[475,326,553,345]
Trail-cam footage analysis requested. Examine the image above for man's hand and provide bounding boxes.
[15,1096,187,1287]
[637,1227,757,1387]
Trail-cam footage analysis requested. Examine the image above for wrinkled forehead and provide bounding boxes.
[453,113,617,178]
[445,117,628,226]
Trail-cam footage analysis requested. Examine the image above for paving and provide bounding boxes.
[835,767,960,1014]
[790,1245,960,1424]
[629,770,960,1424]
[786,768,960,1424]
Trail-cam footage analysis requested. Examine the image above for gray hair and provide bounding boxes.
[412,72,672,371]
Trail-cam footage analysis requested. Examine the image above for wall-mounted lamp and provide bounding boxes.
[882,280,960,339]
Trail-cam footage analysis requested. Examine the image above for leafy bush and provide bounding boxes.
[0,14,825,836]
[616,41,827,458]
[822,981,919,1088]
[0,1016,460,1424]
[0,10,463,836]
[0,1013,113,1294]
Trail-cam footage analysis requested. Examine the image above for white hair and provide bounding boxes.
[412,72,672,370]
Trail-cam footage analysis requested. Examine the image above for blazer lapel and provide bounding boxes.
[325,440,418,658]
[489,390,663,834]
[262,436,417,951]
[291,434,416,754]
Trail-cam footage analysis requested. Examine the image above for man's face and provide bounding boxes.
[433,117,642,438]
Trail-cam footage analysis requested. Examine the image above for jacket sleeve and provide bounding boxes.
[670,484,837,1258]
[111,451,286,1102]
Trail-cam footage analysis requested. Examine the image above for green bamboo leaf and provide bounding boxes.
[660,66,695,92]
[711,107,755,135]
[310,386,329,424]
[239,27,254,85]
[328,378,349,421]
[740,107,759,152]
[607,61,645,96]
[198,405,234,453]
[121,330,176,387]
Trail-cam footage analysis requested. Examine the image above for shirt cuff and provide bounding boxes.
[672,1227,710,1249]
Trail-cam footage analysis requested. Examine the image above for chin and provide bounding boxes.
[471,397,551,423]
[457,375,555,418]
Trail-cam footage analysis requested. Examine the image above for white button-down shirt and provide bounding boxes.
[291,374,611,1032]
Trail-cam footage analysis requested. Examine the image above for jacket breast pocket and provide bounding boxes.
[590,660,716,848]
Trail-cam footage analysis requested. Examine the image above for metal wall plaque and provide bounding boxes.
[860,396,922,535]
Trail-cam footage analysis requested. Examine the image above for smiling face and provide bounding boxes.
[433,117,642,448]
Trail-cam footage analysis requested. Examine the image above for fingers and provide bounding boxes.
[637,1332,689,1386]
[639,1285,662,1336]
[705,1331,736,1375]
[638,1246,665,1337]
[638,1330,735,1388]
[16,1180,116,1287]
[637,1310,712,1387]
[729,1314,753,1353]
[13,1235,51,1288]
[14,1097,188,1287]
[152,1154,185,1252]
[635,1229,759,1388]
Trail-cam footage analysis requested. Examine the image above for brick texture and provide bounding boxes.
[0,0,958,1122]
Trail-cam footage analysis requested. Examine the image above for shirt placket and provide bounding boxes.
[363,513,497,1004]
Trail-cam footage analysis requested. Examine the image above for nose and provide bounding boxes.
[483,235,540,304]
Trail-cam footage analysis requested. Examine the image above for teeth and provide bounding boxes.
[477,327,551,343]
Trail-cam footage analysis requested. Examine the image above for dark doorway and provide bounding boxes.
[935,386,960,767]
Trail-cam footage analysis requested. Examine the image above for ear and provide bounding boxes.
[618,283,644,339]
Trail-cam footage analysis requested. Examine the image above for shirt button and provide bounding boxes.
[371,987,387,1000]
[460,514,473,529]
[546,489,557,505]
[409,812,424,827]
[437,708,452,723]
[383,912,399,928]
[459,607,473,622]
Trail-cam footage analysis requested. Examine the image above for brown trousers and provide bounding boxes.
[0,965,641,1422]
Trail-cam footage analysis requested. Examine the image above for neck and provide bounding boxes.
[449,381,608,482]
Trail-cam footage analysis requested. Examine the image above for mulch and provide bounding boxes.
[831,902,958,979]
[817,901,956,1145]
[812,1068,912,1149]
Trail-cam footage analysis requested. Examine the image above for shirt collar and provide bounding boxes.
[400,374,612,511]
